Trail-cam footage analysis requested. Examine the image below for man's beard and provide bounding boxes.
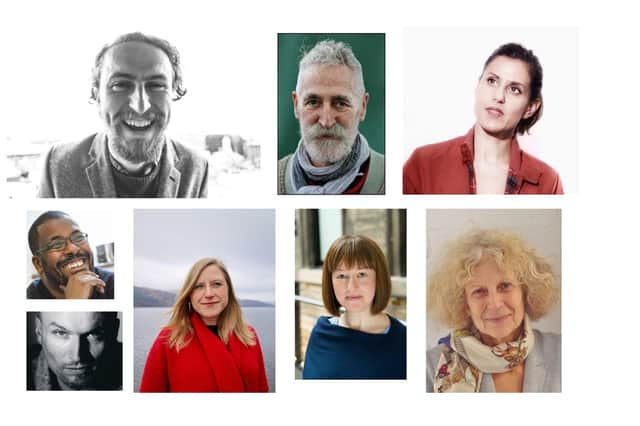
[300,122,358,165]
[107,130,165,165]
[41,251,94,288]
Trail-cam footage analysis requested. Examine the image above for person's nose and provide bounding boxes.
[492,85,506,104]
[129,83,151,114]
[317,103,337,128]
[486,289,504,309]
[203,284,216,298]
[346,275,358,291]
[66,336,82,363]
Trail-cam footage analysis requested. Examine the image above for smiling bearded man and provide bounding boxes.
[27,211,114,299]
[37,32,209,198]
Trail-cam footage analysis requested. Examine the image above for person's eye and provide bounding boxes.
[213,281,223,287]
[88,331,105,341]
[357,271,368,278]
[70,233,86,244]
[51,329,68,338]
[471,288,487,297]
[498,282,513,290]
[147,82,168,91]
[48,239,66,250]
[335,273,347,280]
[509,86,522,95]
[110,81,133,92]
[487,77,497,85]
[305,98,320,107]
[194,283,205,289]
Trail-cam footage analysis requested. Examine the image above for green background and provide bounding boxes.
[277,33,385,159]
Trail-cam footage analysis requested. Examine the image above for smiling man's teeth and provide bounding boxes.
[63,260,84,270]
[125,119,152,128]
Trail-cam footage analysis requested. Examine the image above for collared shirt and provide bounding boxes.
[403,127,563,194]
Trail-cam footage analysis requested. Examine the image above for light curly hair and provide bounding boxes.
[427,229,559,329]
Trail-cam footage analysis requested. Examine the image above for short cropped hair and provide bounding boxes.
[28,211,75,255]
[427,229,559,329]
[482,43,544,135]
[90,32,187,102]
[296,39,366,99]
[321,235,391,316]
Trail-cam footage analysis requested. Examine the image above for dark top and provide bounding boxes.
[27,342,122,390]
[26,266,115,299]
[302,315,406,380]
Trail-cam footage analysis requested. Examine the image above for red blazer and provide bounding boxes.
[403,128,563,194]
[139,313,268,392]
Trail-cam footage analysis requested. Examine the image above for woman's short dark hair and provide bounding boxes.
[483,43,543,135]
[321,235,392,316]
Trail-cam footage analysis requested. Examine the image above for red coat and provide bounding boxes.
[139,313,268,392]
[403,128,563,194]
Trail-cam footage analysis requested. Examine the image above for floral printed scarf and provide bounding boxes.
[433,315,534,392]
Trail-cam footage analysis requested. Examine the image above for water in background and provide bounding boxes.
[134,306,275,392]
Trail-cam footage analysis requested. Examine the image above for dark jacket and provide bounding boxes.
[26,266,114,299]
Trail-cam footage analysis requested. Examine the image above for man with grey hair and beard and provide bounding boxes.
[37,32,208,198]
[278,40,384,194]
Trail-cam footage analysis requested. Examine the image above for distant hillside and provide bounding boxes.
[134,286,274,308]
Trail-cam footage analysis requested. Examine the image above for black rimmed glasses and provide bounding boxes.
[36,232,89,255]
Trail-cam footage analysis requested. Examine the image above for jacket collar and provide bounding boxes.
[459,127,543,193]
[85,133,181,197]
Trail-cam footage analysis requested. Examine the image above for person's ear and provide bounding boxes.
[358,93,369,122]
[291,91,299,119]
[32,255,44,276]
[523,98,541,119]
[35,316,43,345]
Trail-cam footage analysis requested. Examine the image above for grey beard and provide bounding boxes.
[300,123,358,165]
[107,131,164,166]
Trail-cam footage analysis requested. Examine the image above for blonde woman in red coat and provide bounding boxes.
[140,258,268,392]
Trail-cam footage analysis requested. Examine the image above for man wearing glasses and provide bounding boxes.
[27,211,114,299]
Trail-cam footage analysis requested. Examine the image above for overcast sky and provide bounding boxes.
[134,209,274,302]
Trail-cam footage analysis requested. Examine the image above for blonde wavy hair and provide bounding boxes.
[166,258,256,351]
[427,229,559,329]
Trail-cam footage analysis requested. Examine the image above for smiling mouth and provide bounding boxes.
[484,314,511,322]
[123,118,154,131]
[59,257,88,275]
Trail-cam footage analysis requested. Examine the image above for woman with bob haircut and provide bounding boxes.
[303,235,406,379]
[140,258,268,392]
[404,42,563,194]
[427,229,560,392]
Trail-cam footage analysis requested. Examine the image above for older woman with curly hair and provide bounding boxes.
[427,229,560,392]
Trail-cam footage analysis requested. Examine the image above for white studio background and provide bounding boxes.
[426,209,562,348]
[404,27,578,194]
[1,0,640,425]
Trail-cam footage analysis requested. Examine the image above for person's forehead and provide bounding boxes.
[298,64,358,96]
[197,264,226,281]
[102,40,173,81]
[37,218,80,242]
[466,258,513,284]
[40,312,104,331]
[483,56,531,87]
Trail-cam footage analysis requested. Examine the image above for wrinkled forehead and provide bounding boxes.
[37,218,80,243]
[298,64,359,98]
[101,40,173,84]
[39,312,105,333]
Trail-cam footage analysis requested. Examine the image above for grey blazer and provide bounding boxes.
[426,329,561,392]
[37,133,209,198]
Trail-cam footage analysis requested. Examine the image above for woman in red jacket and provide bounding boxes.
[139,258,268,392]
[403,43,563,195]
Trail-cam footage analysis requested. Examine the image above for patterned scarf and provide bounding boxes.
[288,134,370,194]
[433,315,535,392]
